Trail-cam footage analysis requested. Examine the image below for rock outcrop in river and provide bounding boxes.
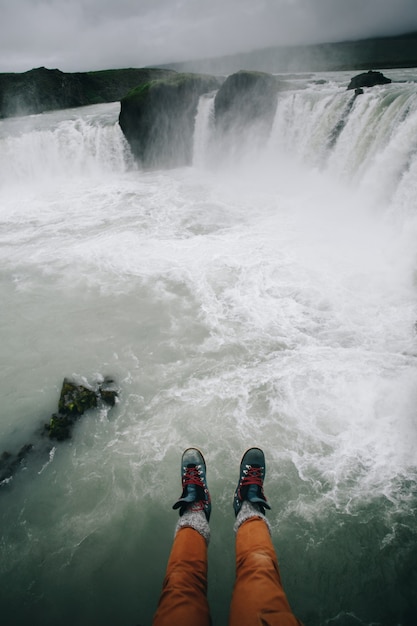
[46,377,118,441]
[0,377,119,486]
[119,70,288,168]
[119,72,220,168]
[347,70,392,90]
[214,70,280,135]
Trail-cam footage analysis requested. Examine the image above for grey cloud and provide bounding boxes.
[1,0,417,72]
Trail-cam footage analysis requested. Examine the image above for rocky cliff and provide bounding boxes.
[119,73,220,168]
[214,70,281,156]
[119,70,291,168]
[0,66,175,118]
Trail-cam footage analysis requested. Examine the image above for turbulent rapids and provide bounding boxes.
[0,70,417,626]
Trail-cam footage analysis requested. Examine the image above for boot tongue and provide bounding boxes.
[172,484,198,509]
[247,484,262,502]
[182,483,198,503]
[176,485,199,504]
[247,484,270,509]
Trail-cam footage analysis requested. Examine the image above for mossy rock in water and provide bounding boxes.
[1,377,120,484]
[347,70,391,90]
[119,72,221,168]
[46,379,99,441]
[99,377,119,407]
[46,413,75,441]
[0,444,34,483]
[58,379,98,416]
[46,377,119,441]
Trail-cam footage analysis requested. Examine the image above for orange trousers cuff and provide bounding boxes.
[153,518,302,626]
[153,527,211,626]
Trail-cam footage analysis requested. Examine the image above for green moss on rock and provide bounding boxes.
[58,379,98,415]
[46,377,119,441]
[47,413,74,441]
[119,72,221,168]
[0,66,175,119]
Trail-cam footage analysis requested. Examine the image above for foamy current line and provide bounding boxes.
[1,73,417,626]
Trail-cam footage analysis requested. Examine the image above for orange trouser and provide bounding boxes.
[153,517,301,626]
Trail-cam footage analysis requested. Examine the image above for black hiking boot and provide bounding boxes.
[233,447,271,516]
[173,448,211,521]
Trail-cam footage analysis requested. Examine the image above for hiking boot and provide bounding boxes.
[173,448,211,521]
[233,447,271,516]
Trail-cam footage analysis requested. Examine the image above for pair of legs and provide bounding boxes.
[153,448,302,626]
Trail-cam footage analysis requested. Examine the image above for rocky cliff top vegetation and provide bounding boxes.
[0,66,175,118]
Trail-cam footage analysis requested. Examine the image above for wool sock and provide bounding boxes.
[234,499,271,534]
[175,508,210,545]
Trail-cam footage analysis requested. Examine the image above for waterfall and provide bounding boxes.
[0,103,133,185]
[267,80,417,209]
[190,76,417,214]
[192,92,216,168]
[1,74,417,626]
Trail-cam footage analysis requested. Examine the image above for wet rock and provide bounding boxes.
[58,378,98,416]
[46,379,98,441]
[0,444,34,483]
[1,376,119,486]
[347,70,391,91]
[99,377,119,407]
[119,72,220,168]
[47,412,76,441]
[214,70,280,135]
[46,377,119,441]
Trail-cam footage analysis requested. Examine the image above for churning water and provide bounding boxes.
[1,70,417,626]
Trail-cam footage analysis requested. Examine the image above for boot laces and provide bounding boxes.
[183,464,205,489]
[241,464,263,488]
[238,464,266,501]
[182,465,210,509]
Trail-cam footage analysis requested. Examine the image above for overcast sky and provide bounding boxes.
[1,0,417,73]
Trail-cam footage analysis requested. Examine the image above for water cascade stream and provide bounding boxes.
[0,72,417,626]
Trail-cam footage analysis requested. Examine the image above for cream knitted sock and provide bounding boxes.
[175,509,211,545]
[234,499,271,534]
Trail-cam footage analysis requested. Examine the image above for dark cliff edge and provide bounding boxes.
[118,67,394,169]
[0,66,176,119]
[118,70,285,169]
[119,73,221,168]
[214,70,281,143]
[2,30,414,119]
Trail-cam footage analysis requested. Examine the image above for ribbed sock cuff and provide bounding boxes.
[175,510,211,545]
[234,500,272,534]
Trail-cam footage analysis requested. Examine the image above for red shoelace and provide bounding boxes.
[240,465,263,487]
[183,465,204,488]
[182,465,210,510]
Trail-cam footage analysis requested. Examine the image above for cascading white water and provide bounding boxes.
[0,103,133,185]
[1,75,417,626]
[268,77,417,206]
[192,92,216,168]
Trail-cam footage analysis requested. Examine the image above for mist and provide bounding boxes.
[1,0,417,72]
[1,69,417,625]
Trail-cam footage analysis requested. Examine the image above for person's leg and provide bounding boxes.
[153,448,212,626]
[229,449,302,626]
[153,513,211,626]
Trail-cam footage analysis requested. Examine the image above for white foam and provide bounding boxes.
[1,88,417,624]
